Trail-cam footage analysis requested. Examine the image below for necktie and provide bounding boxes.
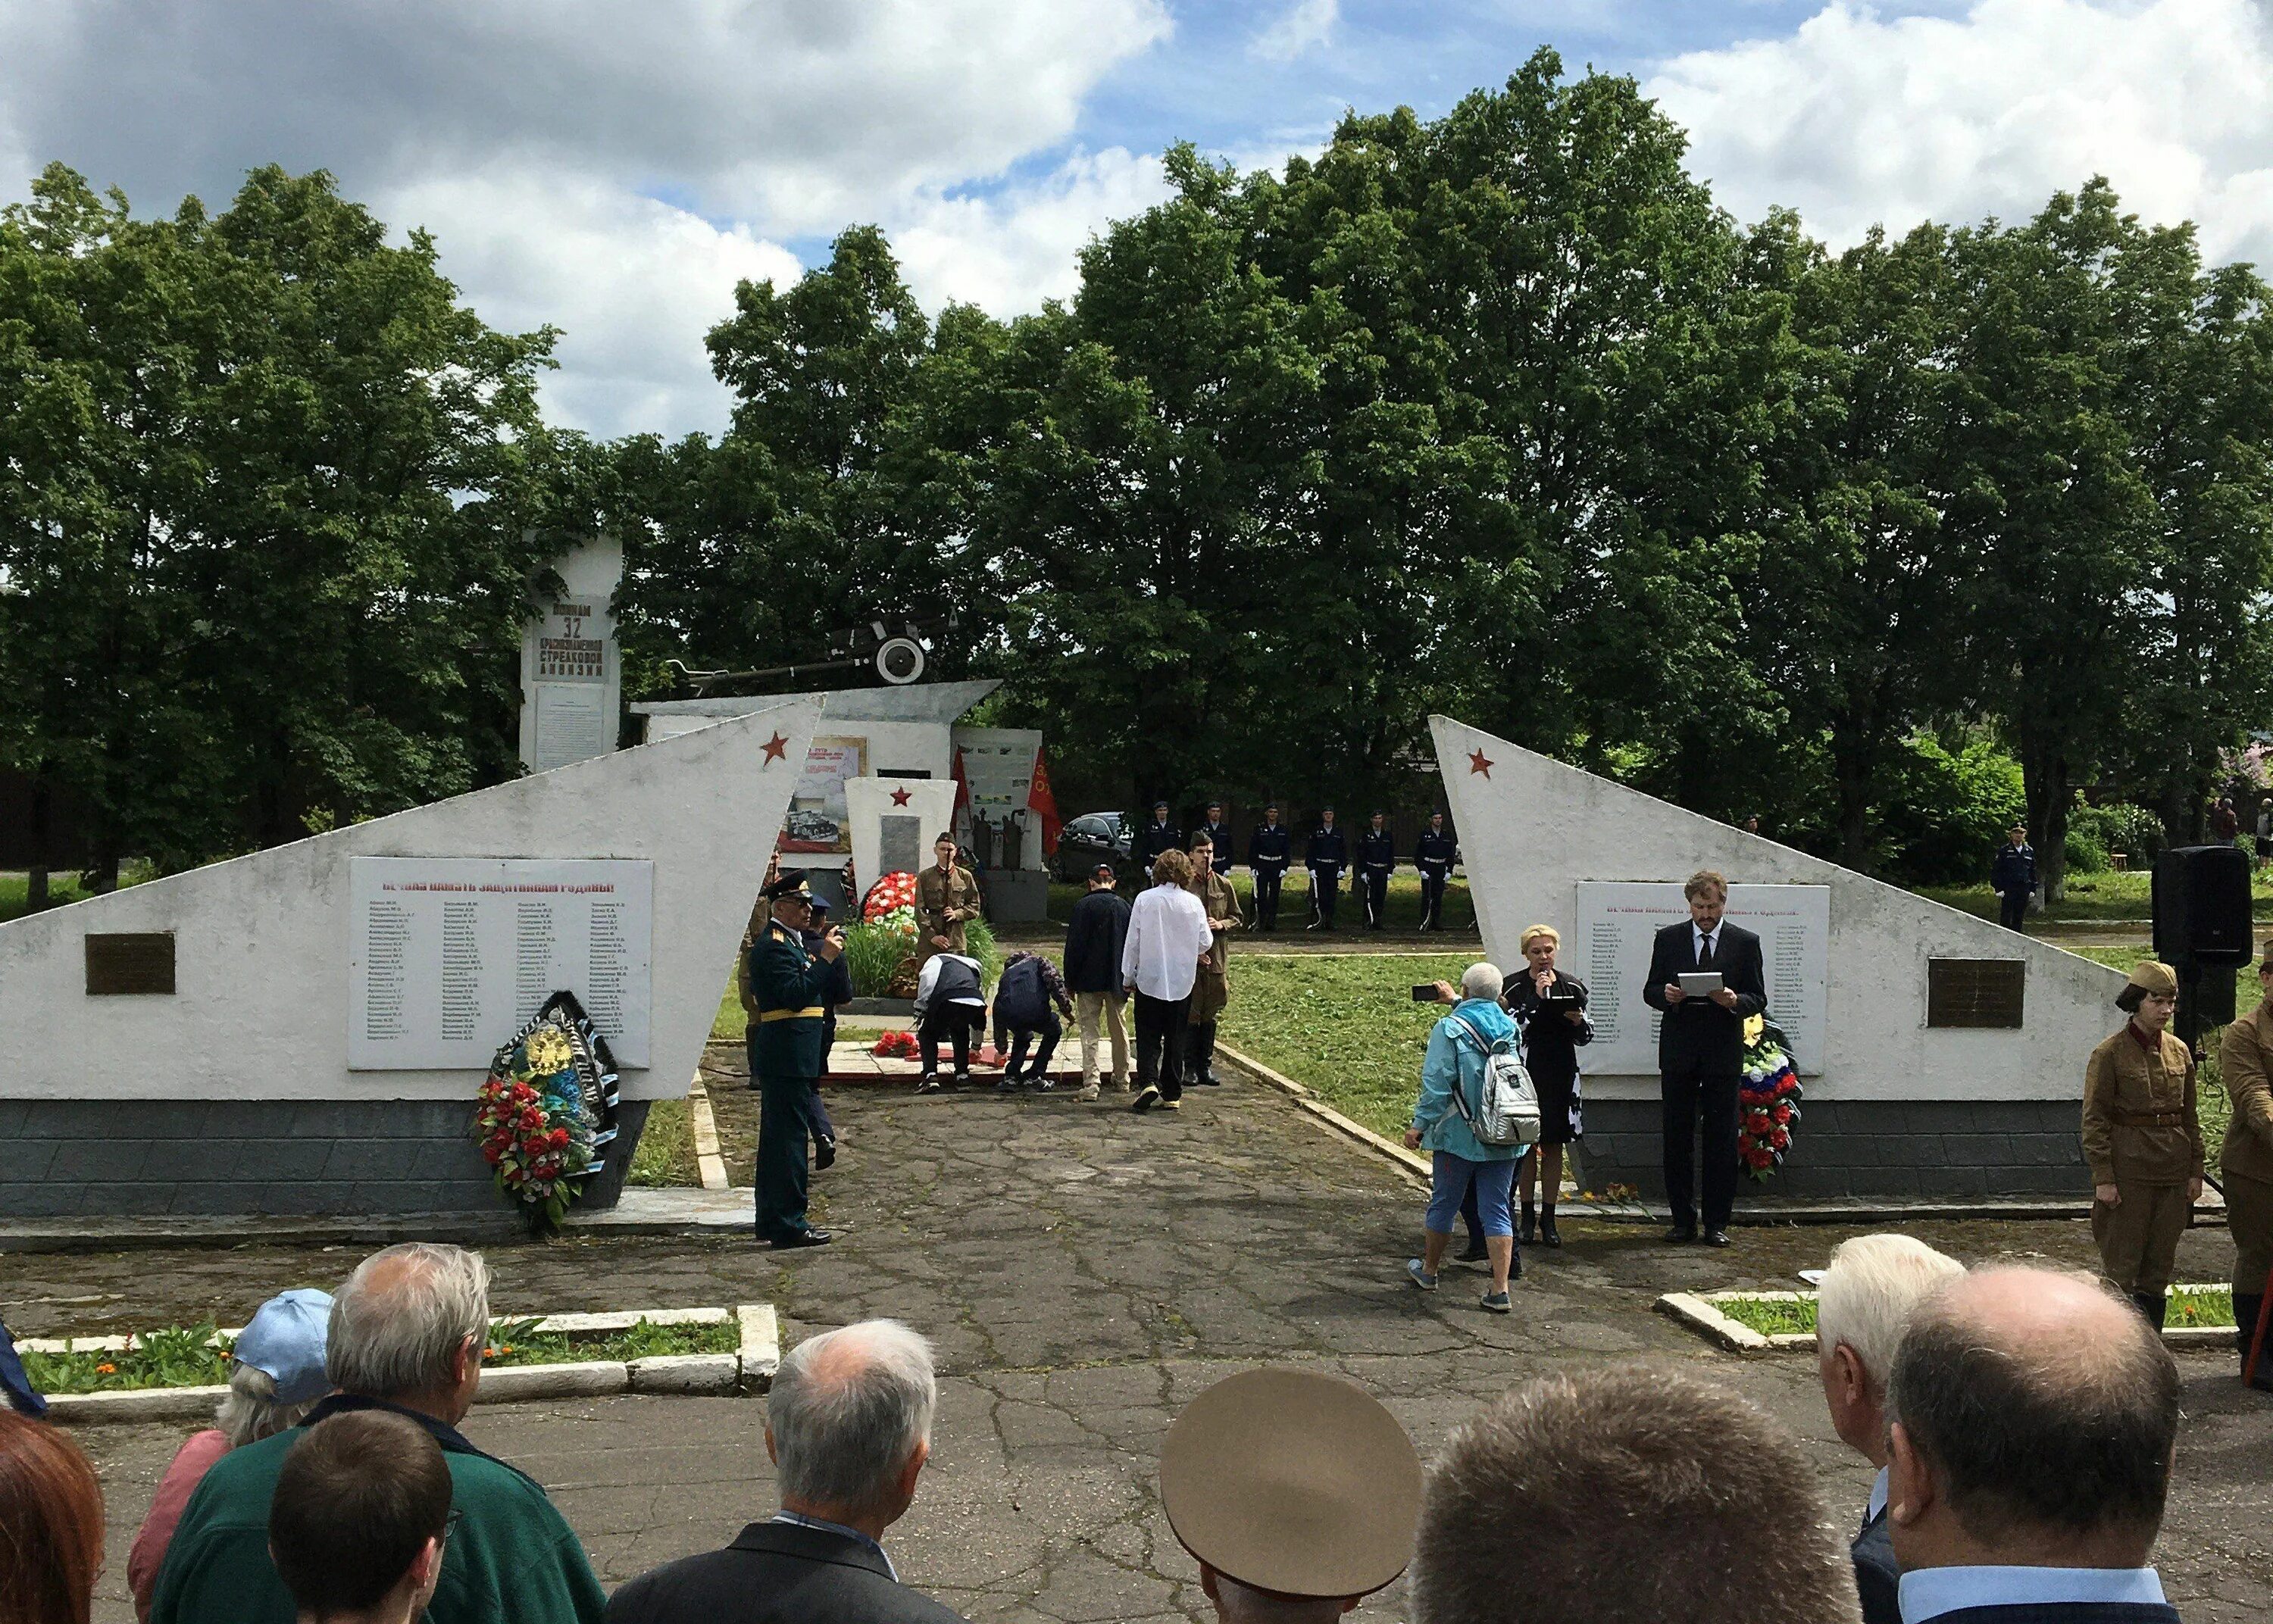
[1699,932,1715,969]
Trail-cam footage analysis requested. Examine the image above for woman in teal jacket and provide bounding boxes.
[1404,962,1526,1311]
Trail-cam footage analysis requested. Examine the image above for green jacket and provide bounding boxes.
[748,917,834,1077]
[150,1395,605,1624]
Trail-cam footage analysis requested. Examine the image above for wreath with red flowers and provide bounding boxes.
[1738,1018,1802,1182]
[471,992,620,1230]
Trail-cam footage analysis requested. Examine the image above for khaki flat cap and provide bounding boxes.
[2126,960,2178,999]
[1159,1369,1422,1601]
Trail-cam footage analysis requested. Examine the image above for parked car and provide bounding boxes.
[1054,810,1133,882]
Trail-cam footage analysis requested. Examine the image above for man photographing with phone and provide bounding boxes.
[1642,870,1765,1248]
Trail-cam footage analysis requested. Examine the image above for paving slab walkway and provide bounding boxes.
[36,1070,2272,1624]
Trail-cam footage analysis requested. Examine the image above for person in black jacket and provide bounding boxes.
[1505,926,1590,1248]
[1640,870,1767,1246]
[1063,862,1133,1099]
[1414,812,1455,931]
[1305,807,1346,931]
[1246,804,1293,930]
[1990,823,2035,931]
[1355,811,1396,931]
[1136,801,1181,870]
[799,898,855,1169]
[1194,801,1233,876]
[605,1320,966,1624]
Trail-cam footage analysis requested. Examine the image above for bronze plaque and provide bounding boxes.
[85,932,176,995]
[1927,958,2024,1029]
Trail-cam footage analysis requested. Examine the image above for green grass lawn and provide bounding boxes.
[1715,1285,2235,1338]
[23,1316,737,1394]
[628,1098,699,1187]
[0,870,98,923]
[1217,952,1472,1141]
[1924,865,2273,922]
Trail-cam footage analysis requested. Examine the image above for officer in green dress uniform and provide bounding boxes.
[748,871,846,1249]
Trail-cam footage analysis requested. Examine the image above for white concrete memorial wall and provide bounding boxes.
[0,699,822,1218]
[1430,716,2122,1197]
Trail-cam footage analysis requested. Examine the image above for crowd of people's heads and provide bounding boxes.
[0,1245,2200,1624]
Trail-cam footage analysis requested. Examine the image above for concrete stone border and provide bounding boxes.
[1656,1286,2239,1354]
[687,1072,730,1191]
[36,1305,780,1425]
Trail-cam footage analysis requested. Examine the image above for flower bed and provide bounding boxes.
[22,1314,737,1396]
[1661,1283,2236,1353]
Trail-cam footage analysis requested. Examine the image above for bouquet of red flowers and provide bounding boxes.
[1737,1019,1802,1182]
[471,992,619,1229]
[872,1029,920,1060]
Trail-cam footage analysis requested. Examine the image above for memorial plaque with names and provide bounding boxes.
[1926,958,2027,1029]
[1575,882,1831,1076]
[348,857,652,1070]
[85,932,176,995]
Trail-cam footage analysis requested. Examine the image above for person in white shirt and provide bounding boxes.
[1885,1266,2182,1624]
[911,951,987,1094]
[1816,1235,1965,1624]
[1121,848,1214,1114]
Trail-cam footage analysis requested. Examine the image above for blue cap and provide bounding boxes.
[233,1288,334,1404]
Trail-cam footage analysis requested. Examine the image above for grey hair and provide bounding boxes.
[326,1243,490,1399]
[1816,1235,1965,1393]
[1460,963,1503,1002]
[214,1361,318,1449]
[769,1320,936,1514]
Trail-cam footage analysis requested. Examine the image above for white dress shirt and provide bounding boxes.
[1122,882,1212,1001]
[1898,1565,2167,1623]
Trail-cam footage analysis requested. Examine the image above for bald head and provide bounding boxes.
[768,1320,936,1519]
[1889,1267,2178,1559]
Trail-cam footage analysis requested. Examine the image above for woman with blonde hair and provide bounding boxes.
[1506,925,1592,1247]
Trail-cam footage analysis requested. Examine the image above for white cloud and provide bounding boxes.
[377,168,804,441]
[890,148,1171,315]
[1251,0,1340,61]
[1647,0,2273,270]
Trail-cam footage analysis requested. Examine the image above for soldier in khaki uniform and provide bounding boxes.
[2214,939,2273,1386]
[1182,832,1243,1089]
[2081,960,2204,1329]
[913,832,983,964]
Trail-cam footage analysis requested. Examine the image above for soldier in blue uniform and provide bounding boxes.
[1355,811,1396,932]
[1196,801,1234,876]
[1305,807,1347,932]
[747,871,846,1249]
[1414,811,1455,932]
[1247,804,1293,931]
[797,896,855,1170]
[1991,823,2037,931]
[1136,801,1182,869]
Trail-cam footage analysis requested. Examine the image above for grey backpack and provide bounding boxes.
[1445,1013,1541,1148]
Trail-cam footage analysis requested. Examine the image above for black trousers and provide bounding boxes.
[1662,1060,1741,1231]
[1003,1011,1062,1081]
[1186,1018,1218,1085]
[1133,990,1190,1101]
[1308,867,1340,928]
[1358,865,1390,929]
[920,1004,984,1078]
[1998,889,2029,929]
[1419,870,1448,929]
[1253,870,1284,929]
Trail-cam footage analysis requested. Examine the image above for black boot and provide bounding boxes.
[1518,1201,1537,1245]
[1539,1209,1561,1248]
[2235,1294,2270,1387]
[2132,1292,2168,1332]
[1455,1234,1489,1263]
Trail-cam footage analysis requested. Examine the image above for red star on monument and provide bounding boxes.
[761,732,789,764]
[890,786,912,807]
[1468,749,1494,778]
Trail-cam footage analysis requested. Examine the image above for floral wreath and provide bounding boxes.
[472,990,621,1229]
[1738,1015,1802,1182]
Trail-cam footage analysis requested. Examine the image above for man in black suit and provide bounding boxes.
[605,1320,965,1624]
[1195,800,1234,876]
[1886,1267,2184,1624]
[1640,870,1766,1246]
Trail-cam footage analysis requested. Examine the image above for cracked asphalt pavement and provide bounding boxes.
[33,1061,2272,1623]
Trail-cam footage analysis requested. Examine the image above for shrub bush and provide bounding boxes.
[1871,734,2026,886]
[843,920,911,999]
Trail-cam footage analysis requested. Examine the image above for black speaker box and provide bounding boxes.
[2153,844,2255,967]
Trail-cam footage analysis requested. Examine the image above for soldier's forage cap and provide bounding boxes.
[1159,1369,1421,1601]
[233,1288,335,1406]
[762,871,813,901]
[1092,861,1117,879]
[1153,799,1170,812]
[2126,960,2178,998]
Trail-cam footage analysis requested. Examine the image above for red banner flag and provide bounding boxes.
[1028,747,1062,856]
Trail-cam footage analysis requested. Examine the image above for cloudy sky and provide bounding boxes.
[4,1,2268,439]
